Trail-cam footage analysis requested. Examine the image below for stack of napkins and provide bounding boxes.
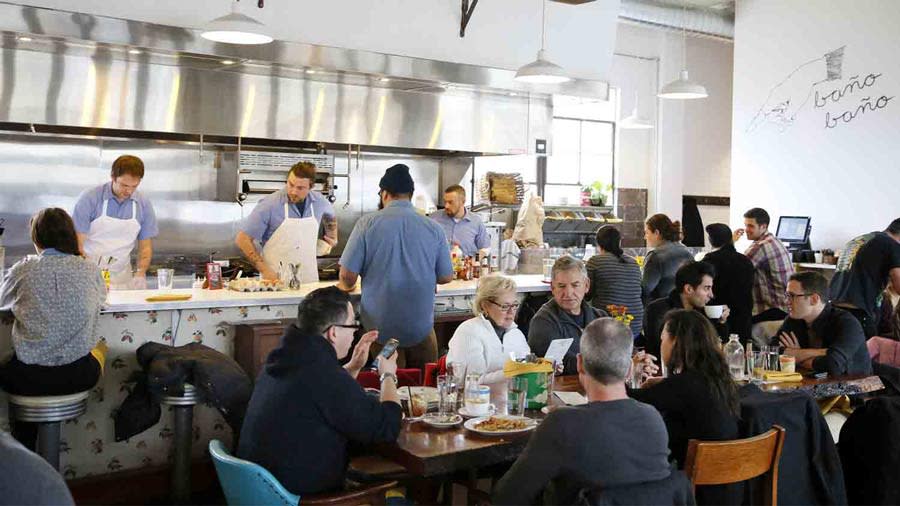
[762,371,804,383]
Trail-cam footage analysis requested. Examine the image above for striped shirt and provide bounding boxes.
[744,232,794,316]
[586,252,644,337]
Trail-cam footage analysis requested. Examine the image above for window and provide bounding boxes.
[545,118,615,206]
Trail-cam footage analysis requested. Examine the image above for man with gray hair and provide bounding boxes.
[495,318,672,505]
[528,256,609,375]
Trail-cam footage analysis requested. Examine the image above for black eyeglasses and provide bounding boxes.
[784,292,813,301]
[488,300,520,312]
[331,324,361,331]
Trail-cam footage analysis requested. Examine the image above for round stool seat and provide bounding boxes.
[159,383,201,406]
[8,391,90,423]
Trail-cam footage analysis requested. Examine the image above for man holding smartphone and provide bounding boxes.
[238,287,401,496]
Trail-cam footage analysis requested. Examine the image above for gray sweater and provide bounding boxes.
[586,252,644,337]
[493,399,672,505]
[0,251,105,366]
[642,241,695,301]
[528,299,608,375]
[0,431,74,505]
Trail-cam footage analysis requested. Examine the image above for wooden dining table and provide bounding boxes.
[374,375,583,479]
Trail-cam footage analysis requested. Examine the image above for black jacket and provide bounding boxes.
[115,342,253,441]
[738,385,846,505]
[237,324,402,495]
[839,396,900,505]
[773,303,873,376]
[577,469,696,506]
[528,299,609,375]
[643,291,727,360]
[703,245,755,343]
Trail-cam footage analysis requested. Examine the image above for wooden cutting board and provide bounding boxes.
[144,294,193,302]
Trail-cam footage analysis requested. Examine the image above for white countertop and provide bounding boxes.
[795,262,837,270]
[102,274,550,313]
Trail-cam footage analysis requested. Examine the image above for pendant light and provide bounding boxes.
[620,92,654,129]
[515,0,570,84]
[201,0,273,45]
[658,2,707,99]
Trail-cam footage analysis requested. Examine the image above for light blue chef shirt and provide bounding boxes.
[340,200,454,347]
[240,188,336,245]
[430,209,490,257]
[72,182,159,240]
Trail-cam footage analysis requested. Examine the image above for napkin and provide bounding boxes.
[504,358,554,377]
[554,391,588,406]
[762,371,804,382]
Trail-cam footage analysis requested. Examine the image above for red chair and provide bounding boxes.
[423,355,448,387]
[357,368,423,390]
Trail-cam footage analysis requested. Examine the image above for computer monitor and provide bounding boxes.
[776,216,811,249]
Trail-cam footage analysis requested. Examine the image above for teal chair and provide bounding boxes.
[209,440,396,506]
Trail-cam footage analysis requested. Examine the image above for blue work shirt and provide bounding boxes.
[240,189,336,245]
[340,200,454,347]
[430,209,490,257]
[72,182,159,240]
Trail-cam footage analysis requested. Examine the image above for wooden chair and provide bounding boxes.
[683,425,786,506]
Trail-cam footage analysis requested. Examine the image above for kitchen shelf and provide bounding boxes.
[472,203,613,213]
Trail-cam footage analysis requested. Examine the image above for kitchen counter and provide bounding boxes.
[102,274,550,313]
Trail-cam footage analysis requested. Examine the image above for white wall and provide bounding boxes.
[610,23,733,224]
[732,0,900,249]
[7,0,619,81]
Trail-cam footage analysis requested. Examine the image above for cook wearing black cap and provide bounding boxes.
[337,164,455,369]
[703,223,755,343]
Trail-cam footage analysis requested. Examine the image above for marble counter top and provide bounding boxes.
[102,274,550,313]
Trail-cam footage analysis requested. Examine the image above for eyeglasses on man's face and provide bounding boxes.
[784,292,813,302]
[488,300,520,312]
[330,323,362,332]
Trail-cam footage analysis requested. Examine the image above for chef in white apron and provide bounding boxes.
[235,161,338,284]
[73,155,158,290]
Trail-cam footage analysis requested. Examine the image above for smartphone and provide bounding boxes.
[379,338,400,360]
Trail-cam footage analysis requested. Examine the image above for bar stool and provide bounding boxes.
[158,383,203,504]
[7,391,90,471]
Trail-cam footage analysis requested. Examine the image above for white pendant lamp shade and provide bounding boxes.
[515,49,571,84]
[658,69,708,99]
[515,0,570,84]
[620,108,654,129]
[201,1,273,45]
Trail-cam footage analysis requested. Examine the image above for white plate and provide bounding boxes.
[422,414,463,429]
[458,406,496,418]
[464,415,537,436]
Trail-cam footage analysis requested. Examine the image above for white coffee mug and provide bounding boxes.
[464,386,494,415]
[704,305,725,319]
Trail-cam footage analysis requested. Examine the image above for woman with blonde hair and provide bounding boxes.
[447,274,530,386]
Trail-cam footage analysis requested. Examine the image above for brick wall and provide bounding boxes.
[616,187,648,248]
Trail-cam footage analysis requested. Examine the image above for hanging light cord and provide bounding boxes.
[540,0,547,51]
[681,2,687,70]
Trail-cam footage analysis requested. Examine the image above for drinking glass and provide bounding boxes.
[157,268,174,291]
[750,352,765,382]
[447,362,466,409]
[464,373,482,405]
[436,374,456,417]
[507,376,528,416]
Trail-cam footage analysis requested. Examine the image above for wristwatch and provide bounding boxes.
[380,372,398,385]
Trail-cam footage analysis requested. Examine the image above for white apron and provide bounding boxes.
[262,202,319,284]
[83,199,142,290]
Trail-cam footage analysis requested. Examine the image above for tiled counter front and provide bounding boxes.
[0,303,294,479]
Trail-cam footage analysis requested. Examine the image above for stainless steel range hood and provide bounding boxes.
[0,3,609,154]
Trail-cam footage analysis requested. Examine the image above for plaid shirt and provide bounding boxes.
[744,232,794,315]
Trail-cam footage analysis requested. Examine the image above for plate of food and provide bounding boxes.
[422,413,463,429]
[464,415,536,436]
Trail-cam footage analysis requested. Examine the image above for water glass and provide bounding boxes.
[750,351,765,381]
[542,258,554,282]
[507,376,528,416]
[464,373,482,404]
[437,375,456,417]
[447,362,466,408]
[157,268,174,291]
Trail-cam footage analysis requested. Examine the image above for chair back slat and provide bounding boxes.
[684,425,786,505]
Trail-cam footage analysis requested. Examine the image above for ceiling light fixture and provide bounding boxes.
[620,92,654,129]
[201,0,273,45]
[515,0,570,84]
[17,36,33,42]
[305,69,317,75]
[221,59,236,65]
[379,77,390,82]
[128,49,142,55]
[658,2,707,99]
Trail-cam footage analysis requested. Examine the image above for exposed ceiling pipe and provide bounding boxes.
[619,0,734,41]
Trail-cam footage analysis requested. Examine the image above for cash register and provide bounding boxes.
[775,216,814,262]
